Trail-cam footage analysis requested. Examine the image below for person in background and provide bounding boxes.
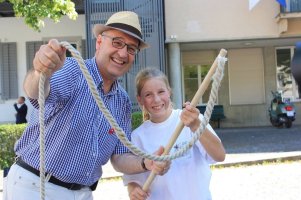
[5,11,169,200]
[123,67,226,200]
[13,96,28,124]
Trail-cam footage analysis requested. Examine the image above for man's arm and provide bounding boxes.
[111,153,146,174]
[13,103,19,112]
[111,147,170,175]
[23,69,51,99]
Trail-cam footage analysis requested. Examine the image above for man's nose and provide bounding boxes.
[118,45,128,57]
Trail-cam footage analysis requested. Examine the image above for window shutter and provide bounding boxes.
[1,42,18,100]
[81,39,87,60]
[26,41,43,71]
[228,48,265,105]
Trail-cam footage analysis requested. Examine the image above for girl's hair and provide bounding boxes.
[135,67,171,121]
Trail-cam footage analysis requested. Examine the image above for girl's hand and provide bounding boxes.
[128,182,149,200]
[144,146,171,175]
[181,102,201,132]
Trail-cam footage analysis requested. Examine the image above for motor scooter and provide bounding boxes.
[268,91,296,128]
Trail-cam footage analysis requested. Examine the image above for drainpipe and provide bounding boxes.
[168,42,182,109]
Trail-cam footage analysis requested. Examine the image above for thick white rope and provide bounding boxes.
[38,42,226,198]
[38,74,46,200]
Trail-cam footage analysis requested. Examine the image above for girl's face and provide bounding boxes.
[137,78,172,123]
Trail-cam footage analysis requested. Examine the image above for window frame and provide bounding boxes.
[275,46,300,102]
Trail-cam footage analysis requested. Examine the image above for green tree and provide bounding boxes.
[0,0,78,31]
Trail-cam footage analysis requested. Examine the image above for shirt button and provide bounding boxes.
[93,153,96,157]
[108,128,115,134]
[86,172,90,176]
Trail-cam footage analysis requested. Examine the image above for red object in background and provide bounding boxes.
[285,106,293,111]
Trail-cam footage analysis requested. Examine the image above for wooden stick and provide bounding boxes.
[142,49,227,191]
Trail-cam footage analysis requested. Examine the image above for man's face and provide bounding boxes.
[95,29,139,82]
[17,97,24,104]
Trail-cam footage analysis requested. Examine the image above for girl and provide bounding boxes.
[123,67,225,200]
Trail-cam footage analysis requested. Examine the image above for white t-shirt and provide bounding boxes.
[123,109,219,200]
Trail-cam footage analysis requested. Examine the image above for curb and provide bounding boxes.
[213,155,301,168]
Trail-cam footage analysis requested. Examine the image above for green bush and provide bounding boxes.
[131,111,143,130]
[0,124,26,169]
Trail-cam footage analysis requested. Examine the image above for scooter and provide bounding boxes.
[269,91,296,128]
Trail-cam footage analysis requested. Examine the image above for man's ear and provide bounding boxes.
[95,35,102,50]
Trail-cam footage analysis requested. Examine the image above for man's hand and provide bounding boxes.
[33,39,66,78]
[144,146,170,175]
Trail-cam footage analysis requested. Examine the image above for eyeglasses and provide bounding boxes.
[101,34,140,55]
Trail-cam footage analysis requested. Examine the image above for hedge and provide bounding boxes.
[0,124,26,169]
[0,112,143,170]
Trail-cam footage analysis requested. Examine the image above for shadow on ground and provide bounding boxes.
[216,125,301,154]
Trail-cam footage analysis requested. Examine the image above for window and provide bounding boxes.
[281,0,301,13]
[182,50,216,105]
[276,47,300,101]
[0,42,18,100]
[42,37,83,59]
[183,64,211,104]
[26,41,44,71]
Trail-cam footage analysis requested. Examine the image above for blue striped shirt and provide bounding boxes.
[15,57,132,186]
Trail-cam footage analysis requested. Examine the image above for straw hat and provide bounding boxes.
[93,11,149,50]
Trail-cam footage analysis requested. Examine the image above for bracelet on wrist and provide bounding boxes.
[141,157,148,171]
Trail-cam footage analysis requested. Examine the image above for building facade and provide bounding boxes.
[164,0,301,127]
[0,0,300,127]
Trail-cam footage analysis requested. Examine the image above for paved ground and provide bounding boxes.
[93,160,301,200]
[215,124,301,165]
[1,125,301,199]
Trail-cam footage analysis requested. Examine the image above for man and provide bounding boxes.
[5,11,169,200]
[13,96,28,124]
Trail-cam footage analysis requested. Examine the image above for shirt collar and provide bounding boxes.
[91,57,119,95]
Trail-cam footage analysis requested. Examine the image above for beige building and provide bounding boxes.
[164,0,301,127]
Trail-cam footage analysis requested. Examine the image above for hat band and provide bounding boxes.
[107,23,142,39]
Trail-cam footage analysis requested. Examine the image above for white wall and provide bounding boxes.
[0,15,86,123]
[165,0,280,42]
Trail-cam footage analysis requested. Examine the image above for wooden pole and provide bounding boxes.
[142,49,227,191]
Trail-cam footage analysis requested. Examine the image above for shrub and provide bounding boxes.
[131,111,143,130]
[0,124,26,169]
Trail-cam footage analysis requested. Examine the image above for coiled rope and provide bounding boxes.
[38,41,226,199]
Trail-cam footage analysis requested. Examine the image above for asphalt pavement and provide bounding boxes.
[100,124,301,178]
